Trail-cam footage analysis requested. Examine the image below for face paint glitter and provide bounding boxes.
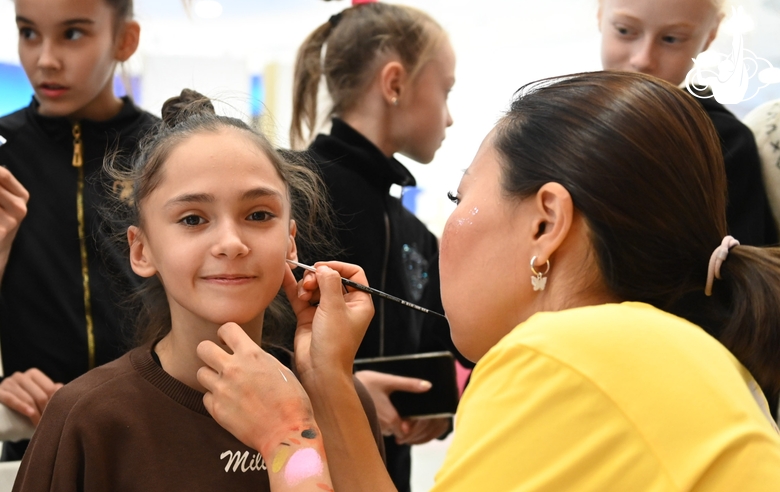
[284,448,324,486]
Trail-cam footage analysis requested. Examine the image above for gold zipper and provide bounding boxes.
[72,122,95,369]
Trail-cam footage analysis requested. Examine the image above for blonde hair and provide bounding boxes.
[290,3,447,149]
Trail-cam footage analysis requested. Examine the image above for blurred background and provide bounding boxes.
[1,1,779,489]
[2,0,779,237]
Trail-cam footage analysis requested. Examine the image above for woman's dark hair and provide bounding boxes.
[494,71,780,395]
[105,89,333,350]
[290,2,446,148]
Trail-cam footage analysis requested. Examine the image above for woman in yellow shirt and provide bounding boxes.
[195,71,780,491]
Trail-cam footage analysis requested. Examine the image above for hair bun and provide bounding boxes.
[161,89,215,128]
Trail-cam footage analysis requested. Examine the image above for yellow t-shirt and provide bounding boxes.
[432,302,780,491]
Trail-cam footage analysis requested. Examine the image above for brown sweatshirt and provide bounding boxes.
[13,343,384,491]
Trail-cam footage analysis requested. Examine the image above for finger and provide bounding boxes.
[0,167,29,201]
[0,390,36,419]
[312,265,349,312]
[196,365,220,392]
[376,373,433,394]
[27,368,60,397]
[16,376,52,413]
[216,322,256,356]
[196,339,231,373]
[283,266,314,315]
[313,261,369,287]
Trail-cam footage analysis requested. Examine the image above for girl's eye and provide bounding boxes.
[19,28,36,40]
[180,215,205,227]
[447,191,460,205]
[661,35,679,44]
[247,211,274,222]
[65,29,83,41]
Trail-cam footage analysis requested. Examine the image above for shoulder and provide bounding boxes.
[697,97,757,145]
[44,351,140,421]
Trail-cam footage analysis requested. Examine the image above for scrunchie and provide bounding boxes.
[704,235,740,296]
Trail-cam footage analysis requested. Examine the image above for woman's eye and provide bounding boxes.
[247,211,274,222]
[447,191,460,205]
[65,29,83,41]
[661,35,679,44]
[180,215,204,227]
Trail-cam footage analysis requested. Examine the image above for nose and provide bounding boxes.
[37,39,62,71]
[446,107,454,128]
[211,221,250,259]
[629,38,657,74]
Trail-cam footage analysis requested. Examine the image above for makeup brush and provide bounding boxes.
[287,259,446,319]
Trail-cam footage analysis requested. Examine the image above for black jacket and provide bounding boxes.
[305,119,467,492]
[0,98,157,387]
[695,93,778,246]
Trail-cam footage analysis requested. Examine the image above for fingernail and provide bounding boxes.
[419,380,432,390]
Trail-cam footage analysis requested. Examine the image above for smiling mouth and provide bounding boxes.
[203,275,256,282]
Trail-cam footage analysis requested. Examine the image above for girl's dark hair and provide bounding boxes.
[290,2,446,148]
[106,0,134,20]
[105,89,333,350]
[495,71,780,394]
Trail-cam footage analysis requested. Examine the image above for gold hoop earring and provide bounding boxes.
[530,256,550,291]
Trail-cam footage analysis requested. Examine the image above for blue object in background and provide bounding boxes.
[402,186,420,213]
[250,74,264,118]
[0,63,34,117]
[113,74,142,104]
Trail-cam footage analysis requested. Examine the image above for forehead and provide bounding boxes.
[600,0,719,26]
[158,128,288,199]
[15,0,115,24]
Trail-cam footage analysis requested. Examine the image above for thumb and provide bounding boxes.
[382,374,433,394]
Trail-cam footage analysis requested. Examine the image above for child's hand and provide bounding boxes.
[196,322,315,457]
[0,167,29,278]
[0,368,63,426]
[282,262,374,384]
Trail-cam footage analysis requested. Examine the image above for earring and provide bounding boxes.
[391,96,399,106]
[530,256,550,291]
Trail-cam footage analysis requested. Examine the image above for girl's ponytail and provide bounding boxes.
[290,21,336,149]
[713,247,780,395]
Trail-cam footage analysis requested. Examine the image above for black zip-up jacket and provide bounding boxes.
[306,119,469,492]
[0,98,157,425]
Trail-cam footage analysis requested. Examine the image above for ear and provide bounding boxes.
[286,220,298,262]
[528,183,574,265]
[114,20,140,62]
[379,60,408,106]
[127,225,157,278]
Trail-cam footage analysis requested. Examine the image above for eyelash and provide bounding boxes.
[447,191,460,205]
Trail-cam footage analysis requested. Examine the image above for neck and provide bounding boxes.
[340,99,396,158]
[155,311,264,393]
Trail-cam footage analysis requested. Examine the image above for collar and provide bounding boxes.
[24,96,144,143]
[311,118,417,190]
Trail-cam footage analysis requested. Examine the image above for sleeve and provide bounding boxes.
[12,390,83,492]
[709,106,778,245]
[430,344,672,492]
[0,404,35,442]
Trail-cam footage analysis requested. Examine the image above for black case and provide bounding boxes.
[353,351,459,419]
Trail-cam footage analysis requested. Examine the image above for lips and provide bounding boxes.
[38,83,68,99]
[202,274,256,285]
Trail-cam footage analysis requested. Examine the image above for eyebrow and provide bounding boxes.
[15,16,95,26]
[610,13,696,30]
[164,187,284,209]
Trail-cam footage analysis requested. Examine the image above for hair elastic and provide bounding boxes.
[704,235,739,296]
